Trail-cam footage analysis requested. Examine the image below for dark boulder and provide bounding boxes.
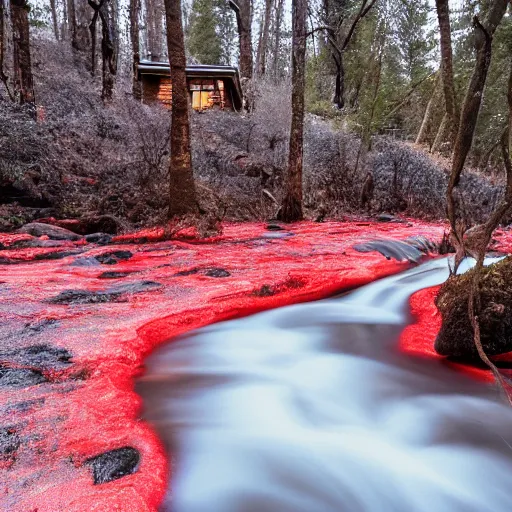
[435,257,512,359]
[95,250,133,265]
[0,344,72,371]
[353,239,424,263]
[86,447,140,484]
[173,267,201,277]
[266,224,285,231]
[107,281,162,295]
[377,213,395,222]
[48,281,162,305]
[17,223,83,241]
[98,271,131,279]
[205,268,231,278]
[48,290,122,305]
[85,233,112,245]
[34,250,83,261]
[0,366,47,388]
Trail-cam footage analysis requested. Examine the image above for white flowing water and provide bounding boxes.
[137,256,512,512]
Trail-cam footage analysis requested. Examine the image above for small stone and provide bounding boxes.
[95,250,133,265]
[174,267,201,277]
[34,250,82,261]
[205,268,231,278]
[17,222,83,241]
[86,447,140,484]
[107,281,162,295]
[98,271,131,279]
[85,233,112,245]
[253,284,275,297]
[266,224,285,231]
[376,213,395,222]
[48,290,121,305]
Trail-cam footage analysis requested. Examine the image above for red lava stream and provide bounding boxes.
[0,220,510,511]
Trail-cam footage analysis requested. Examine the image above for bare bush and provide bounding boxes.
[1,33,508,232]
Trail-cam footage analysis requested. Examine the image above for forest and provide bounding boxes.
[1,0,512,511]
[0,0,510,230]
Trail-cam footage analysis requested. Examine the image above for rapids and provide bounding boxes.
[137,256,512,512]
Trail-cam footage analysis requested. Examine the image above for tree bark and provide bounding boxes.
[229,0,253,80]
[163,0,198,217]
[323,0,378,110]
[50,0,59,40]
[67,0,78,48]
[130,0,142,99]
[147,0,164,61]
[435,0,458,147]
[100,0,117,101]
[256,0,272,76]
[271,0,283,80]
[277,0,306,222]
[416,72,441,145]
[447,3,509,251]
[0,0,13,99]
[88,0,104,76]
[508,58,512,157]
[431,112,448,153]
[10,0,35,107]
[61,0,68,39]
[75,0,92,51]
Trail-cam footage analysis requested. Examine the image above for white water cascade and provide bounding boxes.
[137,256,512,512]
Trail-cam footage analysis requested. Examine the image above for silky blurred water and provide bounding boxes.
[137,256,512,512]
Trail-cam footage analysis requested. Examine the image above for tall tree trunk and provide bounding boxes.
[415,72,441,145]
[508,58,512,157]
[10,0,35,107]
[332,52,344,109]
[229,0,253,80]
[61,0,68,40]
[130,0,142,98]
[447,0,509,257]
[271,0,283,80]
[431,112,448,153]
[50,0,59,40]
[76,0,92,51]
[67,0,78,48]
[100,0,117,101]
[435,0,458,147]
[256,0,272,76]
[324,0,378,110]
[147,0,163,61]
[163,0,198,217]
[277,0,306,222]
[0,0,13,99]
[88,0,103,76]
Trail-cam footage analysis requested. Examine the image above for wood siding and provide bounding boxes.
[141,75,235,111]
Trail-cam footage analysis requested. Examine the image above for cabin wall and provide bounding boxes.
[141,75,235,111]
[141,75,172,107]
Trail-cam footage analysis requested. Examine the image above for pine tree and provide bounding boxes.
[187,0,222,64]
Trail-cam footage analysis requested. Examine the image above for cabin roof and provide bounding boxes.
[138,59,243,110]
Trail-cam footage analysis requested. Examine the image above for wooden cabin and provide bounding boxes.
[138,60,243,112]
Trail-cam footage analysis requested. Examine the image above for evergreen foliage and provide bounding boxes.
[186,0,222,64]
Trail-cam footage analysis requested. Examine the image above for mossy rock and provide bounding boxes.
[435,256,512,359]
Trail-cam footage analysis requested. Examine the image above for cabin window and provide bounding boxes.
[188,79,226,110]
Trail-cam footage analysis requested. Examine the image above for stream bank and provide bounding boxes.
[0,220,509,511]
